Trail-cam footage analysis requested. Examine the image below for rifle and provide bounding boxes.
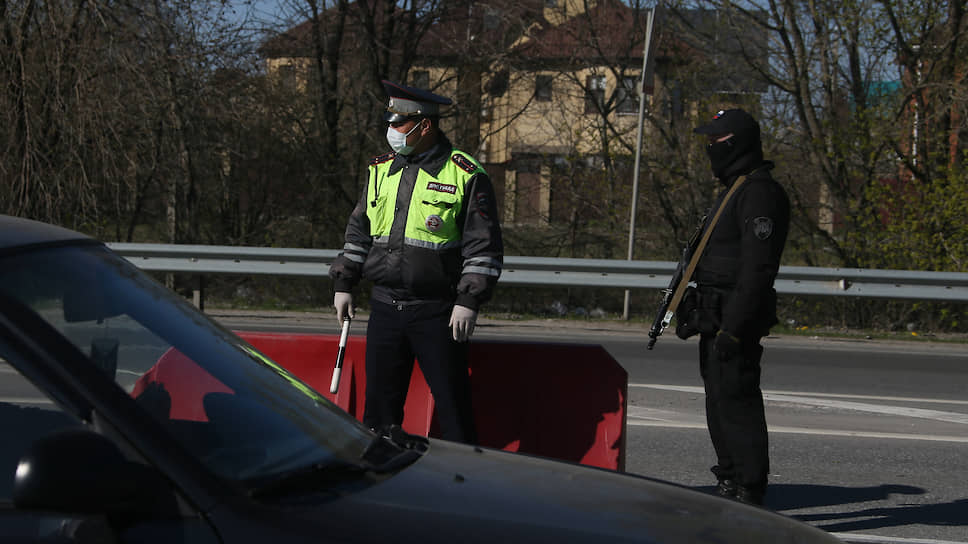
[646,174,751,350]
[646,218,703,350]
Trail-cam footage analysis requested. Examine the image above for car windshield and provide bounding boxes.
[0,243,374,483]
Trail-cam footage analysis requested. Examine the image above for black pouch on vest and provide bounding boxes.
[694,287,724,335]
[675,286,701,340]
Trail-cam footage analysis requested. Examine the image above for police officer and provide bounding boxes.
[678,108,790,505]
[328,80,503,444]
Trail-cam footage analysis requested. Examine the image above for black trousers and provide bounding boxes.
[363,300,477,444]
[698,332,769,489]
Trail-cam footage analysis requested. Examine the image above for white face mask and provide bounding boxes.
[386,120,423,155]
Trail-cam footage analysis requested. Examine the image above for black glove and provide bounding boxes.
[714,330,742,361]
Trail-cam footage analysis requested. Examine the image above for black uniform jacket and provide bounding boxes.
[329,133,503,311]
[694,161,790,338]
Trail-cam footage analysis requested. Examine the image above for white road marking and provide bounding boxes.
[765,390,968,406]
[0,396,55,405]
[831,533,968,544]
[765,394,968,425]
[627,383,968,443]
[629,383,968,405]
[630,383,968,424]
[627,415,968,443]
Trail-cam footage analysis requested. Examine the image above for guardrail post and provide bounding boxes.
[192,275,205,310]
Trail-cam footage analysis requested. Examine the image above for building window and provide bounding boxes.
[410,70,429,90]
[666,81,684,122]
[483,7,500,30]
[535,75,553,102]
[616,76,639,114]
[277,64,298,90]
[487,69,509,97]
[585,75,606,114]
[514,157,544,225]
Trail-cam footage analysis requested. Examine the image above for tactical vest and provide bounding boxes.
[694,174,773,287]
[366,151,485,249]
[695,204,743,287]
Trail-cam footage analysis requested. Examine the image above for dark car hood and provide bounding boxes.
[278,439,840,543]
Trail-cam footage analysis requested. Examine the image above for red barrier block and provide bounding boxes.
[236,332,627,471]
[235,332,351,408]
[237,332,435,432]
[468,341,627,471]
[132,347,234,421]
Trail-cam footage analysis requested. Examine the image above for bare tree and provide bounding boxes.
[869,0,968,271]
[1,1,104,227]
[663,0,966,271]
[0,1,279,245]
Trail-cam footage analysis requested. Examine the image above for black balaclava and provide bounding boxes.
[707,127,762,179]
[695,109,764,181]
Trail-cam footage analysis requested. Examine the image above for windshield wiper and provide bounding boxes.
[361,424,429,465]
[247,458,370,499]
[248,443,423,500]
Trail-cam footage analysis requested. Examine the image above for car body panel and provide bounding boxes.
[0,215,91,250]
[266,438,838,543]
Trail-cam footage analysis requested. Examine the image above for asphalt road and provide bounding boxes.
[217,310,968,544]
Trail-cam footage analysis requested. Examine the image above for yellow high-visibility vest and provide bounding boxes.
[366,151,485,249]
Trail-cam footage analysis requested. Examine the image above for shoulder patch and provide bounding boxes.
[752,217,775,240]
[451,153,478,173]
[369,152,396,166]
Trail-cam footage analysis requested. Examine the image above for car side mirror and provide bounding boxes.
[13,428,174,518]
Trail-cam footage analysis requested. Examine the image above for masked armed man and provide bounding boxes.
[677,109,790,505]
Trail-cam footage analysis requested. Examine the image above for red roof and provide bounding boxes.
[262,0,691,67]
[512,0,686,64]
[416,1,547,59]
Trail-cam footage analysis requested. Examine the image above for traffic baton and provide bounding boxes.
[330,317,350,394]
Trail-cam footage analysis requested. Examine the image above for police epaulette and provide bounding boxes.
[451,153,478,173]
[370,152,396,166]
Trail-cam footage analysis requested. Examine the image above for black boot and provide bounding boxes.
[734,484,766,506]
[715,479,737,498]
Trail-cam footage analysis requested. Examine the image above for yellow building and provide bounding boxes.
[260,1,740,232]
[406,0,666,227]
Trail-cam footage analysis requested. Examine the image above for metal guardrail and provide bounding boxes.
[107,243,968,303]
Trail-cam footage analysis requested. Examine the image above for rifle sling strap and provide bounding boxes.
[666,175,748,318]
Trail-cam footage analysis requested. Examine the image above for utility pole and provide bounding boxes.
[623,7,656,320]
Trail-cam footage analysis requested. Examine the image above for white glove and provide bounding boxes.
[449,305,478,343]
[334,292,354,325]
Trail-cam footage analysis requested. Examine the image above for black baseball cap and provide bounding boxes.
[694,108,759,138]
[382,80,452,123]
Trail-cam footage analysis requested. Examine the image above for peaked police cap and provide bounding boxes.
[382,80,452,123]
